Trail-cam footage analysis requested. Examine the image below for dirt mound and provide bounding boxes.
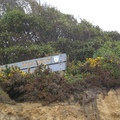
[0,102,84,120]
[0,88,120,120]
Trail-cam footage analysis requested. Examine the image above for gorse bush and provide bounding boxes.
[67,56,103,76]
[94,41,120,59]
[0,1,120,105]
[101,58,120,78]
[85,67,120,89]
[94,41,120,78]
[66,55,120,85]
[67,61,82,76]
[85,57,103,67]
[0,55,119,105]
[0,65,26,80]
[2,64,69,104]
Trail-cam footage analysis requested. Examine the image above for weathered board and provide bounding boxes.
[0,53,67,72]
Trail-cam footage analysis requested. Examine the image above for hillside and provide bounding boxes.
[0,1,120,120]
[0,88,120,120]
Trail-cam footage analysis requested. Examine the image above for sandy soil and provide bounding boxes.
[0,88,120,120]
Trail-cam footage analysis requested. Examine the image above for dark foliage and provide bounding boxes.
[1,64,119,105]
[0,3,119,64]
[0,66,76,104]
[79,64,120,89]
[0,44,55,65]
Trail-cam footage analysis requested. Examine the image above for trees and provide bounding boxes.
[0,0,120,64]
[0,10,33,48]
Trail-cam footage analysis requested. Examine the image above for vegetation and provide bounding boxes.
[0,0,120,105]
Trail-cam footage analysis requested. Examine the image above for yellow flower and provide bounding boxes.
[0,73,3,77]
[85,57,102,67]
[21,71,26,76]
[8,73,13,77]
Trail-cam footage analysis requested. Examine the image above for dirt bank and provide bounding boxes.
[97,88,120,120]
[0,88,120,120]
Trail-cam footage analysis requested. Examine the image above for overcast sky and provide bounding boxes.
[40,0,120,33]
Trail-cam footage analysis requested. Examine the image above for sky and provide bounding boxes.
[40,0,120,33]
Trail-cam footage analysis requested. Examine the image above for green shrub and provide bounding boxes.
[93,41,120,59]
[52,37,104,62]
[94,41,120,78]
[0,44,55,65]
